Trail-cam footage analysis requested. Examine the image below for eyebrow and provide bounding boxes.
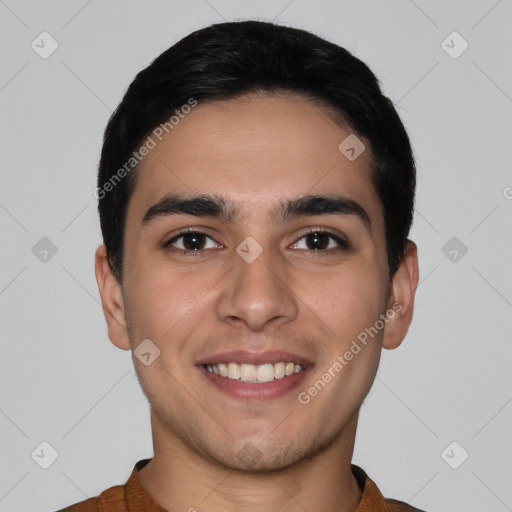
[142,193,371,230]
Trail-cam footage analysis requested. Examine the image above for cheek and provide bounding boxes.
[300,264,386,333]
[123,259,218,340]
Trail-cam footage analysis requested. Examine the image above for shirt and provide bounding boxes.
[57,459,425,511]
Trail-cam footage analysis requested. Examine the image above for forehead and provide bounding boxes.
[127,93,382,226]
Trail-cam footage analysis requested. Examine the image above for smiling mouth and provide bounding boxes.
[203,362,306,383]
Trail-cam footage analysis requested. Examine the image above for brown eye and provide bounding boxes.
[180,232,207,250]
[163,230,222,253]
[305,232,330,250]
[291,230,348,252]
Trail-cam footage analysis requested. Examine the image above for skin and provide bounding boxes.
[95,92,419,512]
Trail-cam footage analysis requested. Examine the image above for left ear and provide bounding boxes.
[382,240,419,350]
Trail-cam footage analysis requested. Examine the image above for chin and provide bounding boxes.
[200,433,329,475]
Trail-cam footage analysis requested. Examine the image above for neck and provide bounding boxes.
[138,410,363,512]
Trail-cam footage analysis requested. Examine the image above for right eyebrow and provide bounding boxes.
[142,194,239,225]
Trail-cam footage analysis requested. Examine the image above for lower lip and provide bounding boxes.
[198,365,313,400]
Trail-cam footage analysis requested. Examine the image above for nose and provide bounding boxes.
[216,242,299,332]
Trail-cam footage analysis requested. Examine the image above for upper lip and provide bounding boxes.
[196,350,314,367]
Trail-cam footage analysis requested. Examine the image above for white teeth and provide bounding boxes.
[204,361,305,382]
[228,362,240,380]
[256,363,275,383]
[217,363,228,377]
[274,362,285,379]
[240,363,257,381]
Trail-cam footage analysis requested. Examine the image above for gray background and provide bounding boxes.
[1,1,511,511]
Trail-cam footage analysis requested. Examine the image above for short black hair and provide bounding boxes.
[97,20,415,281]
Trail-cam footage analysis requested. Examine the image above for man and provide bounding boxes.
[60,20,421,511]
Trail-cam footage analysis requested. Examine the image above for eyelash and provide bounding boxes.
[161,228,349,256]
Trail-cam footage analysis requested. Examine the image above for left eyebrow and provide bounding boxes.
[273,194,371,230]
[142,193,371,231]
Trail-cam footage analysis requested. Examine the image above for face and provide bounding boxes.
[97,93,418,473]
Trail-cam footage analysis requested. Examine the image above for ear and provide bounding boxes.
[94,244,131,350]
[382,240,419,350]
